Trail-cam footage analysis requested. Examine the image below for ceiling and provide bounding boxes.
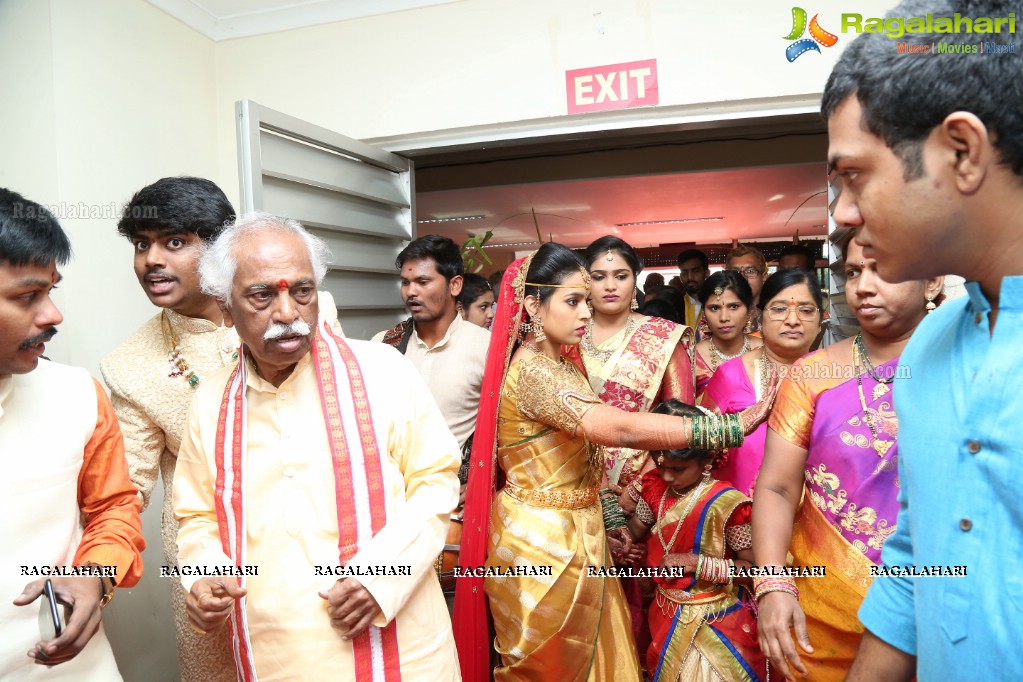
[416,164,829,262]
[147,0,461,40]
[146,1,832,263]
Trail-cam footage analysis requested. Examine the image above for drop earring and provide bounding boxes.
[533,315,547,343]
[702,463,713,479]
[925,293,936,314]
[631,289,639,311]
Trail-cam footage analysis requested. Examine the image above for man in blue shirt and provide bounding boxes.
[812,0,1023,679]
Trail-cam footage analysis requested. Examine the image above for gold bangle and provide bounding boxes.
[80,562,115,608]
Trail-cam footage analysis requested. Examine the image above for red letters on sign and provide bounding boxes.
[565,59,659,114]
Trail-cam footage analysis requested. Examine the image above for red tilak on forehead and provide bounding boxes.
[277,279,289,292]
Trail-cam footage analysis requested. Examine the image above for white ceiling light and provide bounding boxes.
[417,215,486,224]
[615,217,723,227]
[481,240,540,249]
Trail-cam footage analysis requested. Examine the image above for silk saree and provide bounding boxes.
[768,350,902,681]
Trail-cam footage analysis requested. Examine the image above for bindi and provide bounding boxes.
[277,279,289,292]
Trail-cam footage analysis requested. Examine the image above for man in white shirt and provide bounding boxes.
[173,213,460,680]
[0,187,145,680]
[373,235,489,452]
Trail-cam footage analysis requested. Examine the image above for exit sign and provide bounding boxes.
[566,59,659,114]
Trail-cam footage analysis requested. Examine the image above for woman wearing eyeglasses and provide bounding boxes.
[751,233,943,681]
[699,269,824,497]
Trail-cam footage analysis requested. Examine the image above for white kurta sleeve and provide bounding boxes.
[344,351,460,623]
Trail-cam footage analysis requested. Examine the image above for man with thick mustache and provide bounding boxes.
[100,177,342,681]
[0,187,145,679]
[172,213,461,680]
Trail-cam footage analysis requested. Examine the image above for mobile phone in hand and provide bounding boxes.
[38,579,67,641]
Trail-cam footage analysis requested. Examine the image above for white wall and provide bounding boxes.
[1,1,222,679]
[212,0,898,182]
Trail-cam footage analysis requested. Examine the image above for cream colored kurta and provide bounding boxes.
[372,314,488,448]
[173,339,461,681]
[101,294,343,682]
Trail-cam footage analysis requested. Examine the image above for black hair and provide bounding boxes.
[650,400,715,463]
[117,177,235,243]
[524,242,587,305]
[698,270,754,309]
[821,0,1023,178]
[758,269,824,319]
[396,234,464,282]
[779,244,815,272]
[583,235,643,275]
[637,298,682,325]
[0,188,72,267]
[652,285,686,321]
[676,248,709,270]
[457,272,493,309]
[644,272,666,289]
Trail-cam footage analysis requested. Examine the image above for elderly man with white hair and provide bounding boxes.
[172,212,462,681]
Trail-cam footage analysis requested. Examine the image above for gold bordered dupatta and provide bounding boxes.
[454,254,536,682]
[213,318,401,682]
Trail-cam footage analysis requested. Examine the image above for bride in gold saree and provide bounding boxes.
[453,243,778,682]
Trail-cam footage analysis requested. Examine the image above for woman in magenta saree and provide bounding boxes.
[753,235,945,680]
[700,269,824,497]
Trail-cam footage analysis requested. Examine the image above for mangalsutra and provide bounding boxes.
[708,334,751,371]
[161,311,200,388]
[854,335,896,457]
[581,315,637,363]
[855,333,895,401]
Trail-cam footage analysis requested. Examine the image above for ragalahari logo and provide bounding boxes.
[784,7,839,61]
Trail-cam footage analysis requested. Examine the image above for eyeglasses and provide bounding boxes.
[766,303,819,321]
[731,266,763,279]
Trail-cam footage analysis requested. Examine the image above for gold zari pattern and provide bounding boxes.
[504,483,599,509]
[725,523,753,552]
[517,355,601,437]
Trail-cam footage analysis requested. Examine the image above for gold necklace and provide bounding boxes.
[520,337,552,359]
[161,311,200,388]
[853,336,895,457]
[581,315,637,363]
[855,333,895,401]
[656,476,711,553]
[708,334,751,371]
[757,346,776,399]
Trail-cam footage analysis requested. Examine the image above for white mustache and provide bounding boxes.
[263,320,311,341]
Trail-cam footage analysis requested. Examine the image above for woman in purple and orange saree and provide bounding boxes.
[629,400,766,682]
[752,234,944,681]
[700,269,825,497]
[451,243,778,682]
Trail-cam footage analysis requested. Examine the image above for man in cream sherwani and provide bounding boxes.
[172,212,461,681]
